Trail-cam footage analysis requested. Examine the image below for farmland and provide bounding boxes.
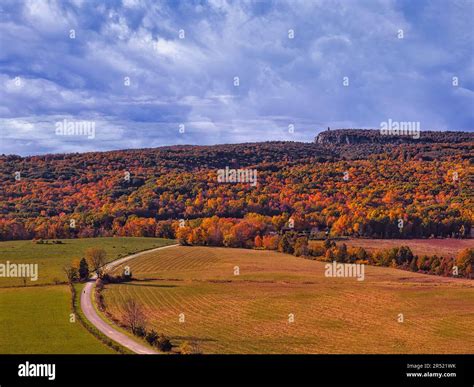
[0,237,175,353]
[338,238,473,258]
[0,237,176,286]
[0,285,114,354]
[103,245,474,354]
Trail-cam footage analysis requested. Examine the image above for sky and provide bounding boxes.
[0,0,473,156]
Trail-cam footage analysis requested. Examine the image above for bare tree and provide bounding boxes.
[122,299,147,335]
[85,248,107,278]
[63,265,78,284]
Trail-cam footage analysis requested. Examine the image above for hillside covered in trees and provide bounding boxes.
[0,130,473,244]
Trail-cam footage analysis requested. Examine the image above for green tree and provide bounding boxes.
[78,257,89,281]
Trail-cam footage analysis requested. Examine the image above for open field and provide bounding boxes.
[0,285,114,354]
[335,238,474,257]
[103,246,474,354]
[0,237,176,286]
[0,237,175,354]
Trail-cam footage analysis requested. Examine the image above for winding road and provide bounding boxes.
[80,244,179,354]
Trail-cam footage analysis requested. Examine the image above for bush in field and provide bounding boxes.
[353,247,369,263]
[409,256,419,272]
[437,256,454,277]
[308,241,326,257]
[156,334,172,352]
[371,250,383,266]
[134,326,147,338]
[324,248,335,262]
[428,255,441,275]
[382,248,397,267]
[334,244,348,262]
[323,239,335,250]
[395,246,414,266]
[293,237,309,257]
[145,329,159,346]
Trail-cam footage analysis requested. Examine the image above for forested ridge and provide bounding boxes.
[1,130,473,242]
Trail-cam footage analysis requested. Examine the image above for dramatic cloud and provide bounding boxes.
[0,0,473,155]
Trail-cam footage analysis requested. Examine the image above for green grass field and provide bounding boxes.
[0,237,175,354]
[103,246,474,354]
[0,237,176,286]
[0,285,114,353]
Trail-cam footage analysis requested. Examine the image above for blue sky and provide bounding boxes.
[0,0,473,156]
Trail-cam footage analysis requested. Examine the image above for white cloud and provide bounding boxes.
[0,0,472,155]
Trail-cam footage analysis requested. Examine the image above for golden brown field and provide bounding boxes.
[102,245,474,354]
[338,238,473,257]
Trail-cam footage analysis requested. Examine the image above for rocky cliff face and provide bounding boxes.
[315,129,473,145]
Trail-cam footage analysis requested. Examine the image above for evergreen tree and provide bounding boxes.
[79,257,89,281]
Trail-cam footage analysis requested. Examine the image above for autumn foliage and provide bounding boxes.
[0,131,472,243]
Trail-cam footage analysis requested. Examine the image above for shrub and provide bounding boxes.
[96,279,104,291]
[409,257,418,272]
[354,247,369,262]
[133,326,147,338]
[293,237,309,257]
[323,239,335,250]
[334,244,348,263]
[417,255,430,271]
[395,246,414,265]
[309,244,325,257]
[145,329,159,346]
[278,233,295,254]
[324,248,335,262]
[156,334,172,352]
